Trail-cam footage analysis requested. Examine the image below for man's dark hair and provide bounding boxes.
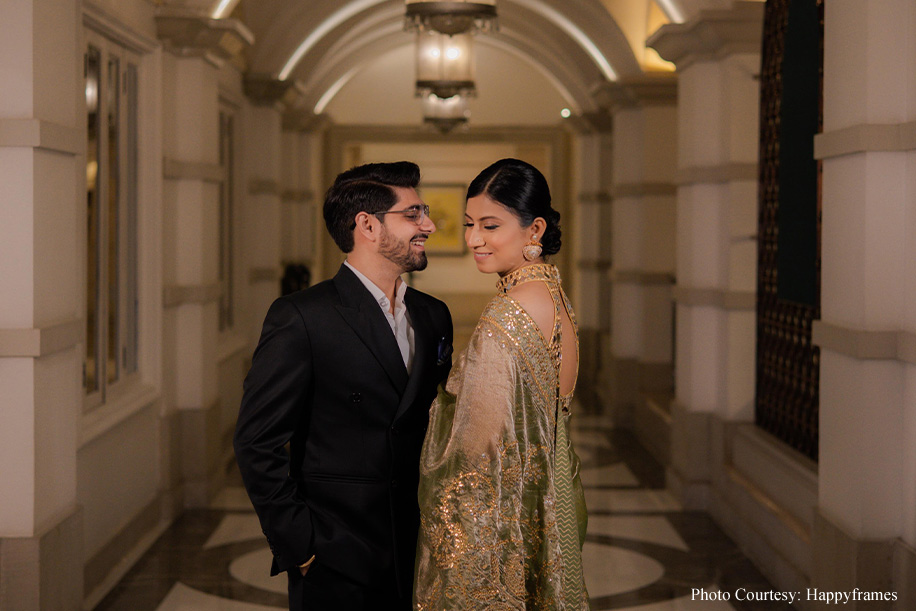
[323,161,421,252]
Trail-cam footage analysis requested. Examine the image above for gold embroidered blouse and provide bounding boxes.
[414,264,589,610]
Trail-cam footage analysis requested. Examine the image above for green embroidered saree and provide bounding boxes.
[415,264,589,610]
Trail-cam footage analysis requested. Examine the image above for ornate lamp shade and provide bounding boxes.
[405,0,497,36]
[416,31,476,99]
[422,93,469,133]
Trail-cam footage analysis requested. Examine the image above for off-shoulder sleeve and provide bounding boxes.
[415,320,541,610]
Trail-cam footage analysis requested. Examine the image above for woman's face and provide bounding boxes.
[464,194,540,276]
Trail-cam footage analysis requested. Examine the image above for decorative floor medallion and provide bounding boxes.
[95,413,791,610]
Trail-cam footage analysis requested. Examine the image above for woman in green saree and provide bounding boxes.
[414,158,589,610]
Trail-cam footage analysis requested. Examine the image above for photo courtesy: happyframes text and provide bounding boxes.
[691,587,898,605]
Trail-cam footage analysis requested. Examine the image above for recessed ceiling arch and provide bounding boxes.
[244,0,642,89]
[286,14,606,115]
[305,32,595,117]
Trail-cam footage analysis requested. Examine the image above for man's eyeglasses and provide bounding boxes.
[374,204,430,226]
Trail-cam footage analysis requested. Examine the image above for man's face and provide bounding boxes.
[377,187,436,273]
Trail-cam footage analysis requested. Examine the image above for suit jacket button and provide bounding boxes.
[350,392,362,403]
[390,426,399,436]
[391,479,399,489]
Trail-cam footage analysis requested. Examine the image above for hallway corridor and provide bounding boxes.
[94,410,791,610]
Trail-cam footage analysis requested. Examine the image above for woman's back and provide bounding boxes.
[497,264,588,607]
[505,277,578,397]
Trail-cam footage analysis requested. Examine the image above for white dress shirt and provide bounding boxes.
[344,261,415,373]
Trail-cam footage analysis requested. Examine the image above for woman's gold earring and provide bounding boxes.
[522,235,543,261]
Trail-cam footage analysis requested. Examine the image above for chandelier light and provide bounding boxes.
[405,0,498,36]
[422,94,469,134]
[416,31,476,99]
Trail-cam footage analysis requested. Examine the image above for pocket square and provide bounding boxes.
[436,336,453,366]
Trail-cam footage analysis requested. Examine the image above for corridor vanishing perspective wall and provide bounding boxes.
[3,1,916,610]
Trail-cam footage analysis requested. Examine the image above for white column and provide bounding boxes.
[296,130,323,268]
[0,1,83,608]
[156,14,252,508]
[812,0,916,601]
[241,79,287,345]
[598,78,678,456]
[279,111,324,291]
[161,52,223,507]
[649,0,762,507]
[567,116,614,413]
[281,111,329,284]
[652,3,829,598]
[280,127,302,265]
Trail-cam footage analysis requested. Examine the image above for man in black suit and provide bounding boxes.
[234,161,453,611]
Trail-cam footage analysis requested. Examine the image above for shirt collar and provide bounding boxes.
[344,260,407,309]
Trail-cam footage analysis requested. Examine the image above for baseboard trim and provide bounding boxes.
[82,496,171,610]
[812,511,914,608]
[633,392,672,466]
[0,505,84,611]
[83,496,161,608]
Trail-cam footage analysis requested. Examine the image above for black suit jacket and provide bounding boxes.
[234,264,453,596]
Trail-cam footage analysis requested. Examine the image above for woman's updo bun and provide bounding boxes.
[466,158,562,255]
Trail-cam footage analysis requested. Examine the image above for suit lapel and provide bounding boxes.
[394,289,434,422]
[333,265,409,394]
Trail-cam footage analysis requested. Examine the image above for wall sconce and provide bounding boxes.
[416,30,476,99]
[405,0,498,36]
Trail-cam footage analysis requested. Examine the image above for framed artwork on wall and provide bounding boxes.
[420,183,466,255]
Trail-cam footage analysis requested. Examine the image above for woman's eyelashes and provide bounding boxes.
[463,222,500,230]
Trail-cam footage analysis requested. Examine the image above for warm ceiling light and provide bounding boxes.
[422,93,470,134]
[416,31,476,99]
[211,0,239,19]
[405,0,498,36]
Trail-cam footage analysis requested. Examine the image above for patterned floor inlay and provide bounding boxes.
[94,414,791,610]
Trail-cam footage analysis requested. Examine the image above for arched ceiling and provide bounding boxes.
[319,42,573,126]
[224,0,687,122]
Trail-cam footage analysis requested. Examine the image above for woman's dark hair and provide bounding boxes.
[323,161,420,252]
[466,158,561,255]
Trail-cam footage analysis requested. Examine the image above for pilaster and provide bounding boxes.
[649,0,763,503]
[567,118,614,413]
[241,76,296,343]
[0,1,83,608]
[811,0,916,605]
[280,108,325,278]
[158,15,251,508]
[598,75,678,458]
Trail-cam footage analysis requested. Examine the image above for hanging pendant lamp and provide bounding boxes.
[415,30,476,99]
[405,0,498,36]
[422,93,469,134]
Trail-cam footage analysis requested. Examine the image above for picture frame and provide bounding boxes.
[420,183,467,255]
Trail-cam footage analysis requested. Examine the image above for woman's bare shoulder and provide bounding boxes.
[507,281,554,339]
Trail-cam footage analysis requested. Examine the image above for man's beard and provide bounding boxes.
[379,226,428,272]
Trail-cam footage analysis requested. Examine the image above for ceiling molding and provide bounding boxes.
[155,7,254,66]
[591,73,678,110]
[647,1,764,68]
[244,0,640,85]
[239,0,651,120]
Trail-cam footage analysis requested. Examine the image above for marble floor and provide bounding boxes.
[95,413,792,610]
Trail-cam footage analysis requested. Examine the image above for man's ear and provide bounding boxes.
[353,211,378,243]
